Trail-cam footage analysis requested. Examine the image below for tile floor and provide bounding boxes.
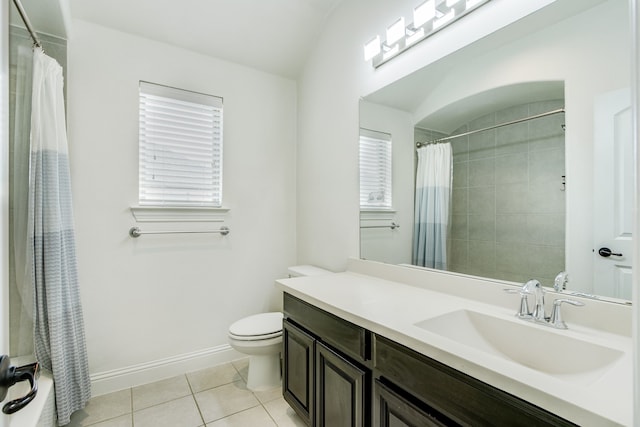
[67,359,306,427]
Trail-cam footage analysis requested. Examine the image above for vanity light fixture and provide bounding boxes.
[382,44,401,61]
[363,0,491,68]
[364,35,382,61]
[433,9,456,29]
[413,0,436,28]
[386,17,406,45]
[405,27,426,46]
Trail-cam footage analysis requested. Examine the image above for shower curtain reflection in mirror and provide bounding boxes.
[412,143,452,269]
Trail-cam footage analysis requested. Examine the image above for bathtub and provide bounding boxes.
[3,358,55,427]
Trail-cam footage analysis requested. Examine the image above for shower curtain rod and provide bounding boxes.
[416,108,565,148]
[11,0,42,49]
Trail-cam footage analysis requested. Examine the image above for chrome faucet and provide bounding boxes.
[554,271,569,291]
[522,279,546,322]
[507,279,584,329]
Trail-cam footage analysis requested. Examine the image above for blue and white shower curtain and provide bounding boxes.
[28,48,91,425]
[412,143,452,269]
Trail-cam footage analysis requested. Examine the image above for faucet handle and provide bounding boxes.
[504,288,532,318]
[549,298,585,329]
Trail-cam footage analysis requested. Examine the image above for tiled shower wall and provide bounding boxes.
[446,100,566,286]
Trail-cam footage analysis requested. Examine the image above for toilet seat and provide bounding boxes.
[228,312,283,341]
[229,330,282,341]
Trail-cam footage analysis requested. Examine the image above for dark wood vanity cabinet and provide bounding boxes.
[283,293,371,426]
[374,335,578,427]
[283,293,578,427]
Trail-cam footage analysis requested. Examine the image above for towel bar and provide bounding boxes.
[360,222,400,230]
[129,226,230,238]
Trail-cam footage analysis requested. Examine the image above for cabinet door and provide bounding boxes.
[283,319,315,425]
[374,379,449,427]
[315,341,367,427]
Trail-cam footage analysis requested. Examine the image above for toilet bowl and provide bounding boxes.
[228,312,283,391]
[228,265,331,391]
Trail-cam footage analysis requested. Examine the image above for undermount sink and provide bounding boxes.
[414,310,623,384]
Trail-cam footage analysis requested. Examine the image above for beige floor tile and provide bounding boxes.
[187,363,241,393]
[253,385,282,404]
[90,414,133,427]
[132,375,192,410]
[194,381,260,423]
[206,406,277,427]
[67,389,132,426]
[133,395,203,427]
[231,358,249,383]
[264,397,307,427]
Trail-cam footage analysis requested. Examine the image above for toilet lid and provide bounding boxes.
[229,312,283,337]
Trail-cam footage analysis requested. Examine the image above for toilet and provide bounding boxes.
[228,265,331,391]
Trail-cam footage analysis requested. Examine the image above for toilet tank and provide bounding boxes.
[287,265,332,278]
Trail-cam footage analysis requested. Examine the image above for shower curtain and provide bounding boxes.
[12,44,35,358]
[412,143,452,269]
[28,48,91,425]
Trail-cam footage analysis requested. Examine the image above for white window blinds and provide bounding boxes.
[139,81,223,207]
[359,129,392,209]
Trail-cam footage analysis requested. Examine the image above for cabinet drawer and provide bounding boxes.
[284,293,370,362]
[374,335,577,427]
[374,379,449,427]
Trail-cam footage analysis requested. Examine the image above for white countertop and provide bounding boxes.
[276,269,632,426]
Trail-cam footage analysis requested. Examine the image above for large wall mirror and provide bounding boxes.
[359,0,632,301]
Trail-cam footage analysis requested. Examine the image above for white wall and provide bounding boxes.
[67,20,297,393]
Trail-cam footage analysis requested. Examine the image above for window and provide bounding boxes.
[138,81,223,207]
[359,129,392,210]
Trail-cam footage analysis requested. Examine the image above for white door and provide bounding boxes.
[593,88,633,300]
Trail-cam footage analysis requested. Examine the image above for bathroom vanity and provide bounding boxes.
[278,259,632,426]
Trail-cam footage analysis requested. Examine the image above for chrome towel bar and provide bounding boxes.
[360,222,400,230]
[129,226,230,238]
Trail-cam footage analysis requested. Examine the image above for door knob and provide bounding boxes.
[598,247,623,258]
[0,355,39,414]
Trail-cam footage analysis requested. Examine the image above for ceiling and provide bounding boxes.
[9,0,344,78]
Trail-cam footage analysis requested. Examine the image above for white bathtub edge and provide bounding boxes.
[6,368,54,427]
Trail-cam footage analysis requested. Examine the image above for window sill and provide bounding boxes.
[360,209,396,221]
[130,206,230,222]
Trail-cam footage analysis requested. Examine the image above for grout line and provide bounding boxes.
[189,393,206,427]
[130,387,134,426]
[188,373,208,427]
[261,398,279,426]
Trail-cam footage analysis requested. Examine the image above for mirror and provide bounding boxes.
[359,0,632,301]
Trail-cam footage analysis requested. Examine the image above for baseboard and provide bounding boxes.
[90,344,243,396]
